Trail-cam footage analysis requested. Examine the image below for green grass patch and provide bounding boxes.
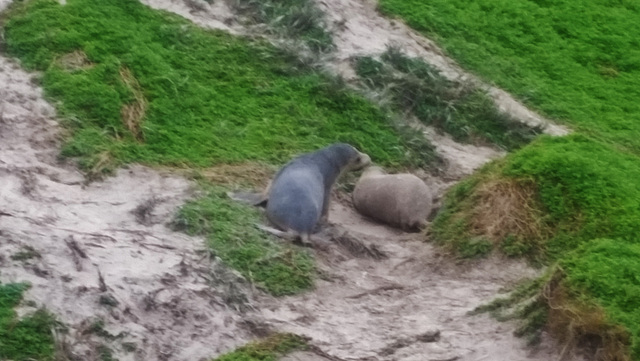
[214,333,307,361]
[0,283,57,360]
[2,0,436,177]
[173,185,315,296]
[378,0,640,154]
[355,47,541,150]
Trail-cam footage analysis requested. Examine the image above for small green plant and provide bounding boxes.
[0,283,57,360]
[97,344,116,361]
[355,47,541,150]
[457,238,492,258]
[214,333,307,361]
[173,185,315,296]
[470,274,549,345]
[10,245,41,261]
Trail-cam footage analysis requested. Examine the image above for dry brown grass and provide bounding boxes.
[87,150,115,181]
[119,67,147,142]
[543,270,631,361]
[56,50,94,71]
[200,162,276,188]
[469,177,547,246]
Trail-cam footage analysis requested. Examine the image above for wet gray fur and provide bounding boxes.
[266,143,370,239]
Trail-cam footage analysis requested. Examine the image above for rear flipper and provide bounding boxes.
[254,224,317,248]
[227,191,268,207]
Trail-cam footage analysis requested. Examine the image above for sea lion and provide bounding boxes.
[259,143,371,243]
[353,166,433,231]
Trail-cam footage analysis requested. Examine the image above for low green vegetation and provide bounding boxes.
[214,333,307,361]
[2,0,436,178]
[0,283,57,360]
[355,47,540,150]
[173,186,314,296]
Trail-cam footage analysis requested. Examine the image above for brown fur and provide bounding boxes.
[353,166,433,231]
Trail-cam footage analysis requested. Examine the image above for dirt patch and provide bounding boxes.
[0,54,255,360]
[138,0,240,34]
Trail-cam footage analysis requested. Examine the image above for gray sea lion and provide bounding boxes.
[259,143,371,243]
[353,166,432,231]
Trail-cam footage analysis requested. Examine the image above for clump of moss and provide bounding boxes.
[214,333,307,361]
[355,47,541,151]
[173,185,314,296]
[0,283,57,360]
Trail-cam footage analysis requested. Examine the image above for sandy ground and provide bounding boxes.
[0,0,582,360]
[254,202,569,361]
[0,54,256,360]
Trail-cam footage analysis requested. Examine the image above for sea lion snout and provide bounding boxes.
[353,151,372,170]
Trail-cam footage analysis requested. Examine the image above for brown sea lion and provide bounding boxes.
[353,166,432,231]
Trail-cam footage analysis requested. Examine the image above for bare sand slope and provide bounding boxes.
[0,54,255,361]
[254,202,568,361]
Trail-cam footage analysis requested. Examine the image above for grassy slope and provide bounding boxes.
[378,0,640,357]
[0,283,56,360]
[379,0,640,153]
[3,0,435,174]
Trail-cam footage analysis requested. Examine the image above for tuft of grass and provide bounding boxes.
[11,245,41,261]
[173,185,315,296]
[230,0,334,52]
[470,275,549,346]
[214,333,307,361]
[355,47,541,151]
[2,0,436,175]
[0,283,57,360]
